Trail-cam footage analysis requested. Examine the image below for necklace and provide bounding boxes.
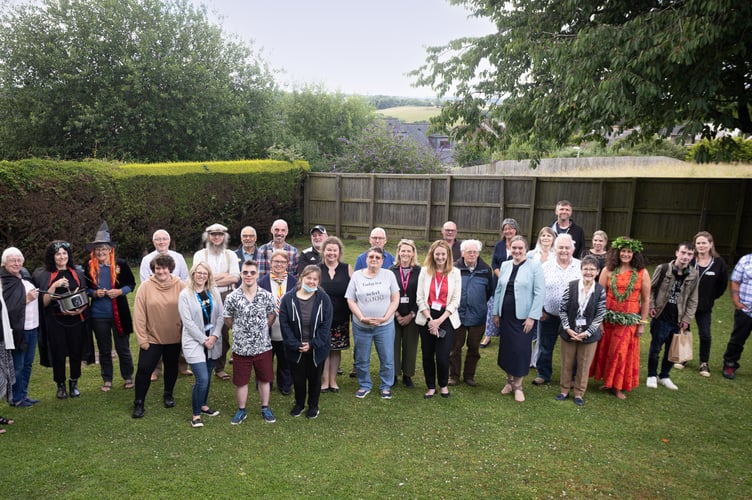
[610,269,638,302]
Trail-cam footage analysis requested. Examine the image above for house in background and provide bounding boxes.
[384,118,454,164]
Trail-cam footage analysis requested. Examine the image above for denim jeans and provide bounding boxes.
[536,312,561,381]
[189,359,216,417]
[352,321,395,392]
[11,328,38,404]
[90,318,134,382]
[648,318,679,378]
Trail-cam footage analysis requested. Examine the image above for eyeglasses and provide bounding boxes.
[242,270,258,276]
[241,234,255,238]
[94,247,111,253]
[271,260,287,265]
[153,237,169,242]
[370,236,386,241]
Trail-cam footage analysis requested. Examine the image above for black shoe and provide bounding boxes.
[68,379,80,398]
[164,396,176,408]
[306,407,320,419]
[402,375,414,387]
[56,383,67,399]
[132,401,145,418]
[279,388,291,396]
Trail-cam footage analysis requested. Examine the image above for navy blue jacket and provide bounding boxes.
[455,257,495,326]
[278,289,332,366]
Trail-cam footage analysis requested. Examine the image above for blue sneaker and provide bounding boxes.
[261,407,276,423]
[231,409,247,425]
[14,399,34,408]
[355,388,370,399]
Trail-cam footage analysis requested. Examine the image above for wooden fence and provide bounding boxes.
[304,173,752,262]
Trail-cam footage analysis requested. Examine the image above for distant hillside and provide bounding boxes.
[376,106,441,123]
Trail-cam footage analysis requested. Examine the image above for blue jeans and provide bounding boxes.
[352,321,395,392]
[11,328,38,404]
[536,312,560,381]
[648,318,679,378]
[189,359,216,417]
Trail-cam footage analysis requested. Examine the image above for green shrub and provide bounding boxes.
[687,136,752,163]
[0,159,307,267]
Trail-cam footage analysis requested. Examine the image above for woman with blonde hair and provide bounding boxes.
[180,262,224,427]
[390,239,421,388]
[416,240,461,398]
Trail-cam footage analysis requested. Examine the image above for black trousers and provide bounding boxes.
[418,310,455,390]
[134,343,180,403]
[290,350,324,410]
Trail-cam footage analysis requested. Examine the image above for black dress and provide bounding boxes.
[319,262,351,350]
[497,263,531,377]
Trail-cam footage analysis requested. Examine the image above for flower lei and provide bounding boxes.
[612,236,643,253]
[610,269,638,302]
[604,310,642,326]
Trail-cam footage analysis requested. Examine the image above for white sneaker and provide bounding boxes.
[646,376,658,388]
[658,378,679,390]
[673,363,685,370]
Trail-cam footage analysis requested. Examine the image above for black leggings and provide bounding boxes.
[134,343,180,402]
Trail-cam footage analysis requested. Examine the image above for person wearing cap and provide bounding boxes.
[297,225,327,276]
[84,222,136,392]
[139,229,189,282]
[193,223,241,381]
[257,219,299,277]
[1,247,40,407]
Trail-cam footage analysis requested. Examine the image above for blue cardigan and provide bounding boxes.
[492,259,545,321]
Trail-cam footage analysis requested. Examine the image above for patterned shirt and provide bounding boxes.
[541,258,582,315]
[731,253,752,317]
[257,241,299,277]
[223,287,276,356]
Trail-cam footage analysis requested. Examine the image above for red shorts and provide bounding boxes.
[232,350,273,386]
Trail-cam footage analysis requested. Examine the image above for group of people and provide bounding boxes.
[2,203,751,432]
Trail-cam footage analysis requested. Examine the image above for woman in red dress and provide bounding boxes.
[590,237,650,400]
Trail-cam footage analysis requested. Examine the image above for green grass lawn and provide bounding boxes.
[4,237,751,498]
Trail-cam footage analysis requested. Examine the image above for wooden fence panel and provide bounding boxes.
[305,173,752,261]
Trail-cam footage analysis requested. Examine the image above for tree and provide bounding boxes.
[0,0,277,161]
[332,120,447,174]
[413,0,752,162]
[273,84,376,171]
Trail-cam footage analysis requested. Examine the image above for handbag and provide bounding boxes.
[668,328,693,363]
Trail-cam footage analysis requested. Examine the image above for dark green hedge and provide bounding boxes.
[0,159,308,268]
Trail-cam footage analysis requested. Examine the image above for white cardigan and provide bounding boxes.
[179,287,224,363]
[415,267,462,329]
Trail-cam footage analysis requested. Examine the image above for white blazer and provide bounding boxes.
[415,267,462,329]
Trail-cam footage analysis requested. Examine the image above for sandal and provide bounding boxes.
[513,385,525,402]
[101,382,113,392]
[215,371,231,381]
[123,379,134,389]
[0,416,15,425]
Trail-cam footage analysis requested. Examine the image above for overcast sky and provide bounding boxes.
[197,0,495,97]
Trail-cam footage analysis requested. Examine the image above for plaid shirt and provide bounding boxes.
[257,241,299,277]
[732,253,752,317]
